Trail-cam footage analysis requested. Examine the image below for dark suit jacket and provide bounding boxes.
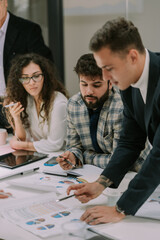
[3,12,53,83]
[102,51,160,215]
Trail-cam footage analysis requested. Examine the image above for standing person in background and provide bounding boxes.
[67,17,159,224]
[5,53,68,154]
[56,53,150,170]
[0,0,53,131]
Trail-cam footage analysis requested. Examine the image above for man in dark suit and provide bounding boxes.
[67,17,160,224]
[4,11,53,82]
[0,0,53,131]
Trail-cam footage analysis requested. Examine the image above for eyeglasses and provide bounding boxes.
[19,73,44,85]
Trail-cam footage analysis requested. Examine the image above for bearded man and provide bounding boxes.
[56,53,149,170]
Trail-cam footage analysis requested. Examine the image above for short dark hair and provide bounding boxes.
[74,53,102,79]
[89,17,145,54]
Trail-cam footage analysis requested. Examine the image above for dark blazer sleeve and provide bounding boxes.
[101,88,147,188]
[117,121,160,215]
[4,12,53,82]
[101,98,160,215]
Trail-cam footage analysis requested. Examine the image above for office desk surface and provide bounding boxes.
[0,153,102,240]
[0,151,159,240]
[0,179,106,240]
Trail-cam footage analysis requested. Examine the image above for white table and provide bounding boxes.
[0,151,104,240]
[0,145,159,240]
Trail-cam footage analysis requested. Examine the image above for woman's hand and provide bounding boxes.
[9,136,36,151]
[9,102,24,121]
[9,136,22,149]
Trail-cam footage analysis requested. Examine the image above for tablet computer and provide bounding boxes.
[0,150,48,169]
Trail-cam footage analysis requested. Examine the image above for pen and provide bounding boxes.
[77,178,88,183]
[20,167,39,175]
[56,194,75,202]
[4,103,17,108]
[59,155,76,168]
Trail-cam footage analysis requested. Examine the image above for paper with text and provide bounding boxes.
[1,192,84,238]
[42,163,103,180]
[7,172,79,194]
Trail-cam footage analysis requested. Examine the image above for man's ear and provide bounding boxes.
[5,0,8,8]
[108,80,112,89]
[128,49,138,64]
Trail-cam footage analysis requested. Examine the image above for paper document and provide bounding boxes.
[7,172,80,194]
[1,192,84,238]
[42,164,103,181]
[136,184,160,220]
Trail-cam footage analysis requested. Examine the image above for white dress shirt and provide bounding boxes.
[0,12,9,96]
[131,48,149,104]
[25,92,68,154]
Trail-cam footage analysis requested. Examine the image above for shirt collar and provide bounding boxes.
[0,12,9,34]
[131,48,149,90]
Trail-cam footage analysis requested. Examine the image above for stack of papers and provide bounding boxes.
[4,162,160,239]
[0,192,84,238]
[7,164,104,194]
[7,172,79,194]
[42,163,103,181]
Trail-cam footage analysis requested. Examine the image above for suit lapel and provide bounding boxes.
[132,88,145,132]
[4,13,18,65]
[145,52,160,131]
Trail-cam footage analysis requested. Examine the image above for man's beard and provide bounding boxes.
[81,88,110,110]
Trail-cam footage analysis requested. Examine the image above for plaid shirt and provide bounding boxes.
[66,88,124,168]
[66,88,151,170]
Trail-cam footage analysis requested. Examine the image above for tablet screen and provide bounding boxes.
[0,151,47,169]
[44,156,58,166]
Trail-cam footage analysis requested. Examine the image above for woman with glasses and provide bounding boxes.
[5,53,68,153]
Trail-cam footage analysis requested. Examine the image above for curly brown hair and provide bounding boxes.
[5,53,68,128]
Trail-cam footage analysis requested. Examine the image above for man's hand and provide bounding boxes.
[56,151,77,170]
[80,206,125,225]
[67,182,105,203]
